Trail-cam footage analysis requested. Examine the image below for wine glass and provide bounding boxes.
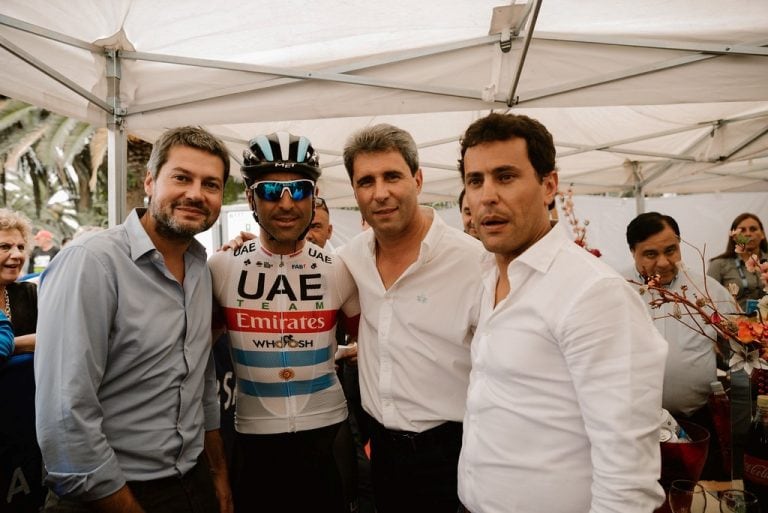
[719,489,760,513]
[669,479,708,513]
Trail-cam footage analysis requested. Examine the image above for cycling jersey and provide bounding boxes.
[209,239,359,434]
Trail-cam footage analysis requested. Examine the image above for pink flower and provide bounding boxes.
[556,186,602,258]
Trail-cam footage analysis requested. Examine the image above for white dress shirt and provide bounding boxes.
[337,208,484,432]
[624,264,737,417]
[458,226,667,513]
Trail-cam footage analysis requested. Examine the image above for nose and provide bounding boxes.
[184,180,204,200]
[656,254,672,271]
[8,245,24,258]
[276,189,295,208]
[372,179,389,202]
[478,180,498,205]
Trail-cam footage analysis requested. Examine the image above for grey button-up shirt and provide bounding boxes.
[35,209,219,501]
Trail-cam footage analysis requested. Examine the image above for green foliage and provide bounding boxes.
[0,97,107,238]
[223,177,245,205]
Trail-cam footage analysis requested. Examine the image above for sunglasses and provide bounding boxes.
[251,179,315,202]
[315,197,328,209]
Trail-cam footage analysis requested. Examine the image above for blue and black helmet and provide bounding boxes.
[241,132,321,186]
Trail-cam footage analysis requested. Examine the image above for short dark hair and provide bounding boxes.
[314,197,329,214]
[147,126,230,182]
[459,113,556,182]
[458,188,466,212]
[343,124,419,182]
[626,212,681,251]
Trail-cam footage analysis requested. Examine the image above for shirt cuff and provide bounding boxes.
[44,451,126,501]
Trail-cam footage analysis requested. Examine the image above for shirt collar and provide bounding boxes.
[364,206,444,262]
[513,224,567,275]
[125,208,207,263]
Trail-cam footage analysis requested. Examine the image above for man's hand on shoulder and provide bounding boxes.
[218,231,257,252]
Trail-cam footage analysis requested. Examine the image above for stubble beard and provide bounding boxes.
[151,199,213,241]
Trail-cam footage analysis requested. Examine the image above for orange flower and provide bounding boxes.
[738,320,756,343]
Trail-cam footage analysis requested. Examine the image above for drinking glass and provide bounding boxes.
[669,480,708,513]
[719,489,760,513]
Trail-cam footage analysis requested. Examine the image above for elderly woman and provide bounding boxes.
[0,208,37,358]
[708,212,768,311]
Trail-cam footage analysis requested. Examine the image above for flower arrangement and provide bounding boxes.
[630,232,768,375]
[731,230,768,353]
[556,186,602,257]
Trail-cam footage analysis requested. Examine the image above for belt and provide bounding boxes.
[371,419,462,451]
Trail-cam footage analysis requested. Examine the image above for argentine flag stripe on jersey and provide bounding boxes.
[232,346,332,367]
[237,373,335,398]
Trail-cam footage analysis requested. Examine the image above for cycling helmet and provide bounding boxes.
[241,132,321,186]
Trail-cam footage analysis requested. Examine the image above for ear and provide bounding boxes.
[144,171,154,198]
[542,171,558,207]
[414,168,424,194]
[328,224,334,239]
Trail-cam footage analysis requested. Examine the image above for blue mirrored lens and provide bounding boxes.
[254,180,313,201]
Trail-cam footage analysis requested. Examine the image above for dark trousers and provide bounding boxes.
[232,422,355,513]
[43,458,219,513]
[369,419,462,513]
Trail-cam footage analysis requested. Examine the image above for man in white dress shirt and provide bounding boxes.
[457,112,668,513]
[337,124,484,513]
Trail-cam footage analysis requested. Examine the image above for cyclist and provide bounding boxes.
[208,132,360,513]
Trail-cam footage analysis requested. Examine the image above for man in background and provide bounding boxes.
[307,196,335,249]
[27,229,58,274]
[625,211,738,479]
[458,188,478,238]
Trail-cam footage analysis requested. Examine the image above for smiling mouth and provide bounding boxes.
[274,217,299,225]
[176,207,207,216]
[373,208,397,216]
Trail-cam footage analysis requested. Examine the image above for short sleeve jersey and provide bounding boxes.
[209,239,359,434]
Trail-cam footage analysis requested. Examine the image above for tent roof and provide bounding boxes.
[1,0,767,208]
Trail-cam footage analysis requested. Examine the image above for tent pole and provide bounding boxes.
[630,160,645,214]
[106,49,127,227]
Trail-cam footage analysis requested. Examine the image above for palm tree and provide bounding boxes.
[0,97,107,235]
[1,97,243,239]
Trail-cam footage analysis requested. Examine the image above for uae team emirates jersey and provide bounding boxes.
[209,239,359,434]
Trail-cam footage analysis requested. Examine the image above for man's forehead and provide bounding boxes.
[463,138,531,171]
[312,209,330,222]
[353,149,409,174]
[637,226,680,249]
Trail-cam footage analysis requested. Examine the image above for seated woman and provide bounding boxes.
[0,208,38,354]
[708,212,768,312]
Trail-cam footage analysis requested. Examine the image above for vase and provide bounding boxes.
[654,420,710,513]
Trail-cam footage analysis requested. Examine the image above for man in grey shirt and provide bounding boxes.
[35,126,232,513]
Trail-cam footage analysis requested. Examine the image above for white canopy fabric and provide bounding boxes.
[1,0,767,210]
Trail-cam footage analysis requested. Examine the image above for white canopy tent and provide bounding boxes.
[1,0,767,220]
